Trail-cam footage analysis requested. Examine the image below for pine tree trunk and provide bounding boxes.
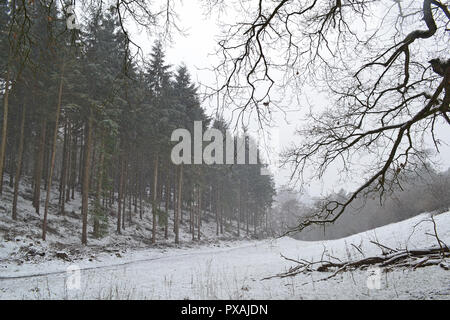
[71,132,77,200]
[175,165,183,244]
[253,211,256,236]
[43,138,50,191]
[59,121,69,215]
[190,200,193,240]
[220,183,223,235]
[0,68,11,195]
[265,208,268,233]
[81,111,94,245]
[139,185,143,219]
[246,182,249,236]
[8,149,14,189]
[164,172,169,239]
[139,156,144,220]
[12,104,26,220]
[122,158,127,230]
[216,185,219,236]
[65,122,72,203]
[152,155,159,244]
[128,180,132,224]
[117,153,124,234]
[42,62,65,241]
[134,163,138,214]
[94,134,104,237]
[90,133,97,196]
[173,169,177,233]
[238,181,241,237]
[33,118,46,214]
[78,130,84,188]
[197,186,202,241]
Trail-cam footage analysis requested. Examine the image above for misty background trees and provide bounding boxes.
[273,165,450,240]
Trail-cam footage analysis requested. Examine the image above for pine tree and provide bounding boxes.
[0,2,277,247]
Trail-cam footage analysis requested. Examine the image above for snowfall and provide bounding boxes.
[0,182,449,299]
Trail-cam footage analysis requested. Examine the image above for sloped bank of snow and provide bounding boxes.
[0,211,449,299]
[0,179,256,271]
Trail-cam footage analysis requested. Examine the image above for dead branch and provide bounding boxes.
[263,245,449,281]
[369,240,398,255]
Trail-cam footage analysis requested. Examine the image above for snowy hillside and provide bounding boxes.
[1,209,448,299]
[0,179,255,270]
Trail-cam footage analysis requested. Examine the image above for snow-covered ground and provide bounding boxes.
[1,210,449,299]
[0,179,254,268]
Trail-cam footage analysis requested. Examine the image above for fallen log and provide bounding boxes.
[263,246,449,281]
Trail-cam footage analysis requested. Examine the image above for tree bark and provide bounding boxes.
[33,118,46,214]
[65,122,72,203]
[94,133,104,237]
[152,155,158,244]
[81,110,94,245]
[175,165,183,244]
[190,198,194,240]
[197,186,202,241]
[12,104,26,220]
[238,180,241,237]
[164,171,169,239]
[42,62,65,241]
[70,132,77,200]
[0,68,11,195]
[216,185,219,236]
[117,152,124,234]
[59,120,69,215]
[122,156,127,230]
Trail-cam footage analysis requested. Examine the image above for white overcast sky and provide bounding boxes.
[126,1,450,197]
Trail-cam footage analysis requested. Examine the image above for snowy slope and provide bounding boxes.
[0,210,449,299]
[0,179,255,270]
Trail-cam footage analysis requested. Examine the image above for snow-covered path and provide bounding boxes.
[1,212,449,299]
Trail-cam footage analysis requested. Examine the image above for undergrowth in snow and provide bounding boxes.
[0,179,256,269]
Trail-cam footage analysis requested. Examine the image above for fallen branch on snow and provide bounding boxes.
[263,215,449,282]
[262,246,449,281]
